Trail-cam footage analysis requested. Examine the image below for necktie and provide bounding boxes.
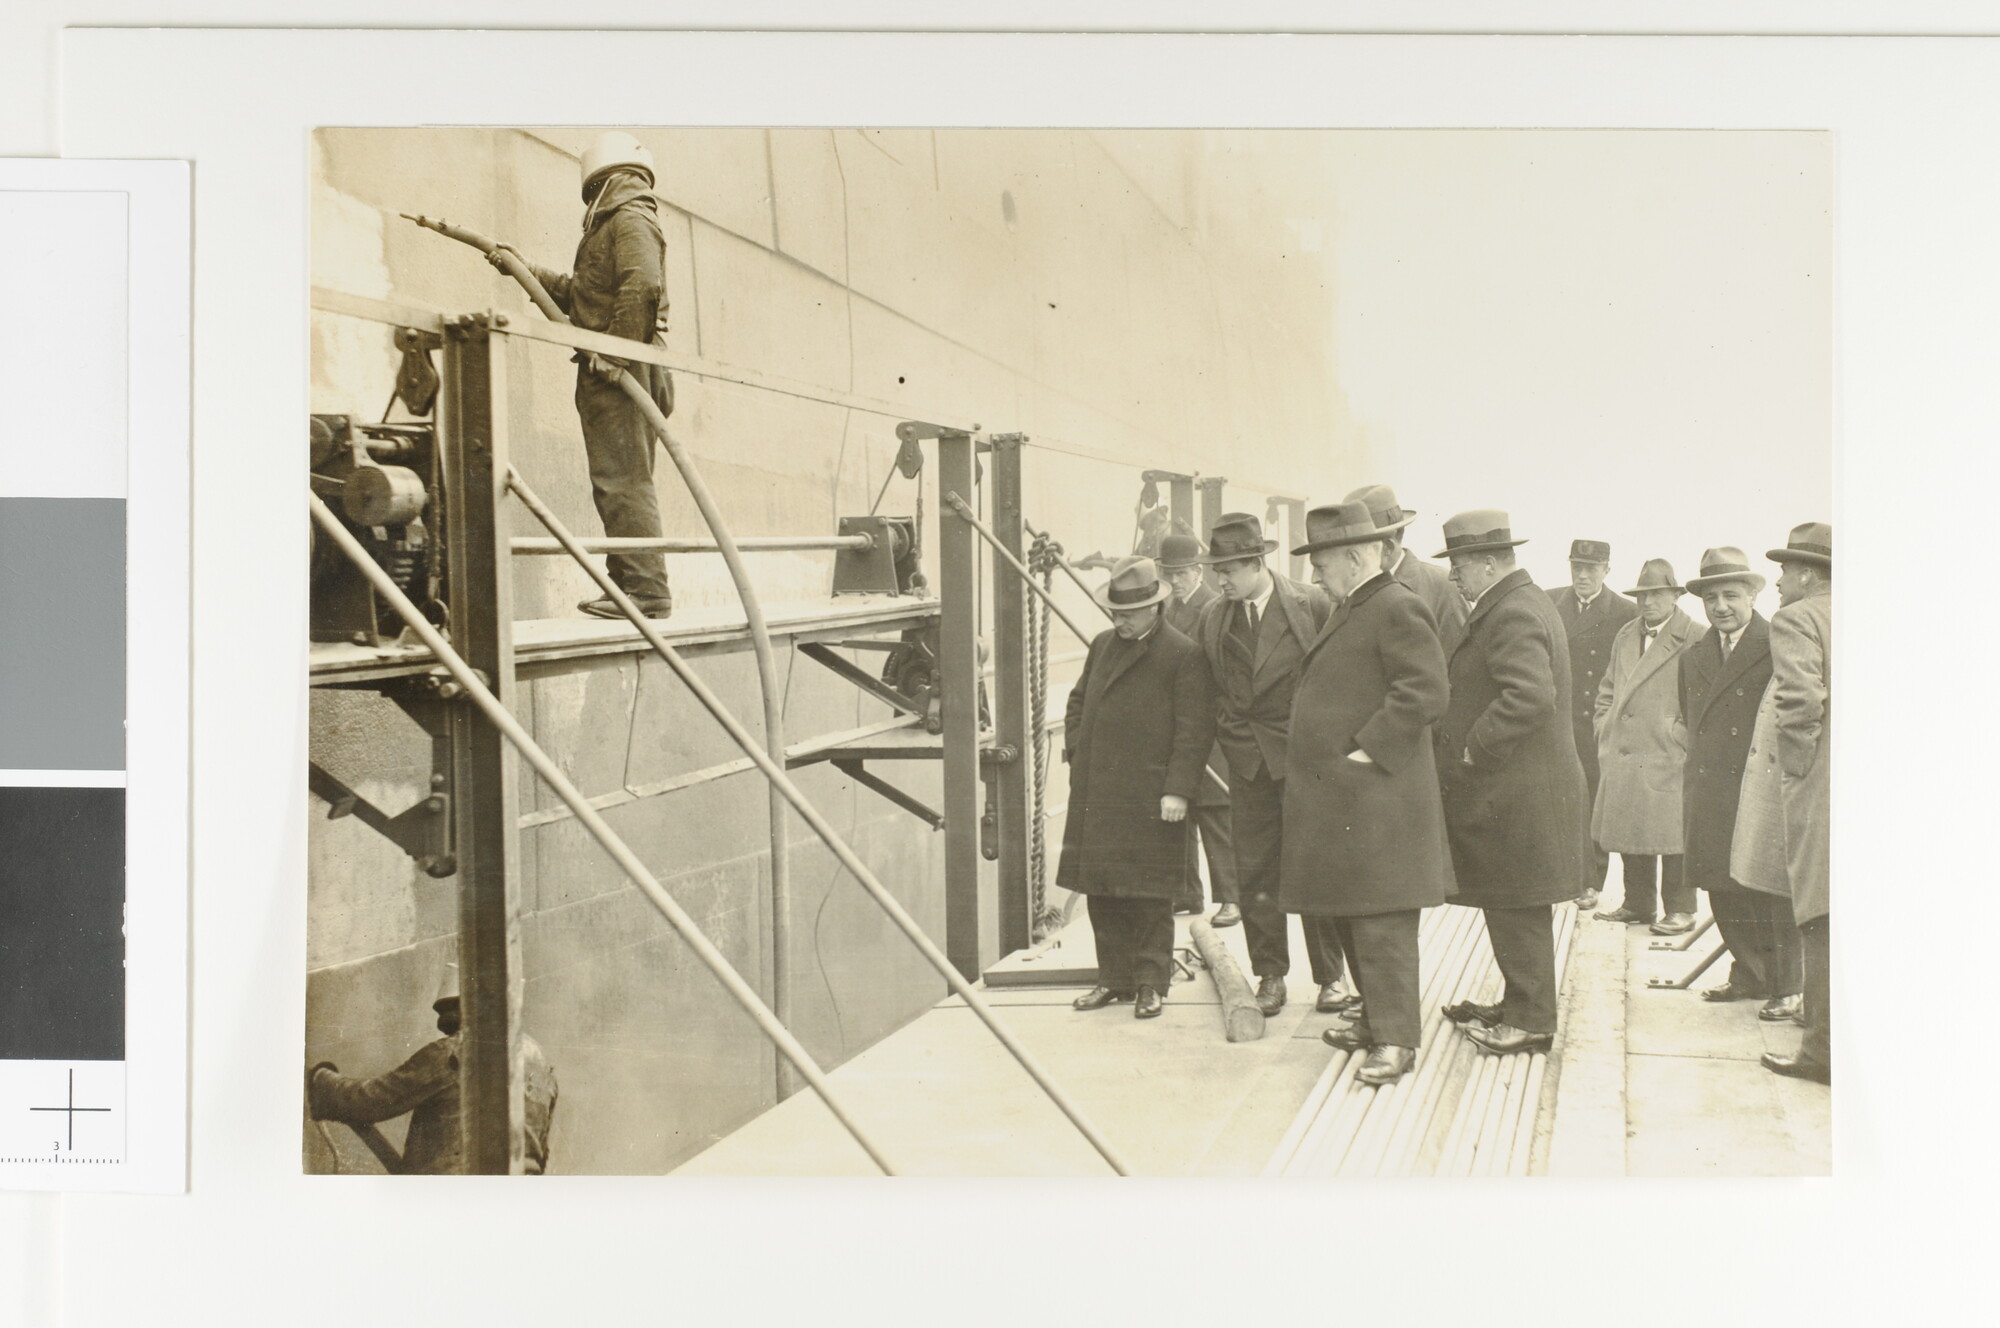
[1244,600,1261,637]
[1226,599,1256,671]
[1640,627,1656,654]
[1720,632,1733,663]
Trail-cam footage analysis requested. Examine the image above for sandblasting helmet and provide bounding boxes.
[581,130,655,197]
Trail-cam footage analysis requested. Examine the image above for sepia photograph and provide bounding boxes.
[303,123,1831,1178]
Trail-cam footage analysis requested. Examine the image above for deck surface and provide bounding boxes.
[673,890,1832,1178]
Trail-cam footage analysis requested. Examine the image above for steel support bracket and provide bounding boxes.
[308,759,454,878]
[831,758,944,830]
[798,641,928,717]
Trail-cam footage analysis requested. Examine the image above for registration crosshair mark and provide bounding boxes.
[29,1068,112,1151]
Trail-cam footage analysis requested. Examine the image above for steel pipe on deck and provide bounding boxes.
[511,534,874,555]
[310,491,898,1176]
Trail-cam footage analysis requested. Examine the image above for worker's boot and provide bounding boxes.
[579,594,672,621]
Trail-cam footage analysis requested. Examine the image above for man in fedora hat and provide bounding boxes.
[1678,547,1802,1019]
[1159,533,1240,927]
[489,130,676,620]
[1344,483,1467,656]
[1433,511,1589,1056]
[1281,501,1454,1085]
[1060,557,1217,1020]
[1193,512,1345,1017]
[309,962,559,1173]
[1552,539,1639,910]
[1591,559,1703,932]
[1735,524,1833,1082]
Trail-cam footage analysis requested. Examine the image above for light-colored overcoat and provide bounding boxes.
[1731,593,1831,922]
[1590,606,1701,854]
[1280,573,1454,917]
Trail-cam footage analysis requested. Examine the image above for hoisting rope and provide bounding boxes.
[1025,530,1062,940]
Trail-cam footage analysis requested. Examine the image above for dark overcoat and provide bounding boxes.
[1677,612,1773,894]
[1196,573,1334,781]
[1165,582,1231,808]
[1552,587,1640,789]
[1393,547,1468,657]
[1057,619,1216,898]
[1280,574,1455,917]
[1434,568,1589,908]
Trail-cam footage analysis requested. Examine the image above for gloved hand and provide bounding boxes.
[483,242,519,272]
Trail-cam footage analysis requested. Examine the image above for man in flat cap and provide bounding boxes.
[1553,539,1639,910]
[1159,533,1240,927]
[1194,512,1346,1017]
[1061,557,1217,1020]
[1591,559,1703,932]
[1734,525,1833,1082]
[1678,548,1802,1019]
[309,963,559,1174]
[1433,511,1589,1056]
[1343,484,1468,656]
[1282,501,1454,1085]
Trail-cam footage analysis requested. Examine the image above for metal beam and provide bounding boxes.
[989,434,1033,956]
[511,534,872,555]
[937,431,984,980]
[439,319,525,1175]
[796,642,928,718]
[832,760,945,831]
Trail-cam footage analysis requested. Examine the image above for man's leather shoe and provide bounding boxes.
[1321,1024,1373,1052]
[1575,888,1600,911]
[1595,905,1655,925]
[579,595,673,620]
[1072,985,1128,1011]
[1444,1000,1503,1028]
[1211,903,1242,928]
[1758,993,1804,1022]
[1356,1045,1415,1086]
[1255,975,1287,1017]
[1760,1050,1830,1084]
[1464,1022,1554,1055]
[1649,912,1696,935]
[1699,981,1763,1003]
[1134,985,1164,1019]
[1315,983,1361,1014]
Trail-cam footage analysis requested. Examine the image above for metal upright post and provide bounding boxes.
[937,431,983,979]
[1197,476,1228,591]
[1168,476,1194,537]
[989,435,1032,956]
[440,315,525,1174]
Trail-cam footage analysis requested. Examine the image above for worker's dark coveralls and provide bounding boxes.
[527,168,676,606]
[310,1033,558,1174]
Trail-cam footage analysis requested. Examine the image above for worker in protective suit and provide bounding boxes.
[492,130,677,619]
[308,963,558,1174]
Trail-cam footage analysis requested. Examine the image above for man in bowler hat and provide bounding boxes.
[1678,547,1802,1019]
[1591,559,1703,932]
[1552,539,1639,910]
[1193,512,1347,1017]
[1433,511,1589,1056]
[1060,557,1217,1020]
[1282,501,1454,1085]
[1159,533,1240,927]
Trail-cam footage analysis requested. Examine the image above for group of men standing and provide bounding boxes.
[1058,482,1833,1092]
